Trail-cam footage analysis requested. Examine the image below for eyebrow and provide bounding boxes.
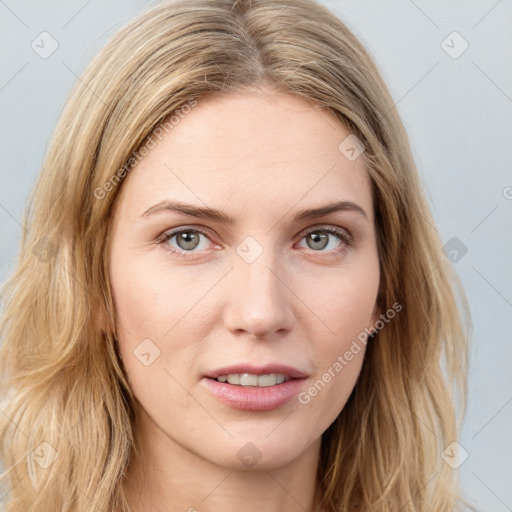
[140,199,369,223]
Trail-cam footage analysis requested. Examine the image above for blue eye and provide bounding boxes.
[157,225,352,259]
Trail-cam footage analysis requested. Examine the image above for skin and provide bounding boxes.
[107,88,381,512]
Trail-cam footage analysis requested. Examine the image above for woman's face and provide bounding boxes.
[108,90,380,470]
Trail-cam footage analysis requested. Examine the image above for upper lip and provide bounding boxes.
[204,364,309,380]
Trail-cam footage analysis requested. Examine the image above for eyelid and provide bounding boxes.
[300,224,353,243]
[155,225,218,250]
[156,223,353,257]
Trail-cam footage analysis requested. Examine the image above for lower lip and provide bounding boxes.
[202,377,307,411]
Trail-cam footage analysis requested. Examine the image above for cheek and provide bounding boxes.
[296,259,378,416]
[299,253,379,343]
[298,346,365,433]
[111,259,168,337]
[298,295,371,427]
[109,253,215,379]
[109,257,193,415]
[109,254,180,376]
[110,246,211,335]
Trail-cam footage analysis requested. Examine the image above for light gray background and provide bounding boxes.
[1,1,511,510]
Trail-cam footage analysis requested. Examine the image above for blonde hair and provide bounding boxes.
[0,0,472,510]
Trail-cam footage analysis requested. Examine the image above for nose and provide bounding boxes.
[222,243,294,340]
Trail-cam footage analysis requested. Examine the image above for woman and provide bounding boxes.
[0,0,472,510]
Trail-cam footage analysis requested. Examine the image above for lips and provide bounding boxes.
[203,363,309,380]
[201,363,310,411]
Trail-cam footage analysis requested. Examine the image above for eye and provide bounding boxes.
[296,226,353,254]
[156,225,353,258]
[157,227,217,258]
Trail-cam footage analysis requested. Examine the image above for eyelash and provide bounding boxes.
[156,225,353,260]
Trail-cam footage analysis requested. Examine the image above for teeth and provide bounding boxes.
[275,374,286,384]
[215,373,289,387]
[226,374,240,385]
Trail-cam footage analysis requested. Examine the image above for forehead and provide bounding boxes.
[113,90,372,223]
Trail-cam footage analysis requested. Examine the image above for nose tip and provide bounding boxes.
[223,256,294,341]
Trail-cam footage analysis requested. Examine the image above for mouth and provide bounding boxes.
[201,364,309,411]
[209,373,292,387]
[203,363,308,384]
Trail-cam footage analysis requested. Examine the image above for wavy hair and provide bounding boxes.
[0,0,471,510]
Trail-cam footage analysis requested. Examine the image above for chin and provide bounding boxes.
[203,432,316,471]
